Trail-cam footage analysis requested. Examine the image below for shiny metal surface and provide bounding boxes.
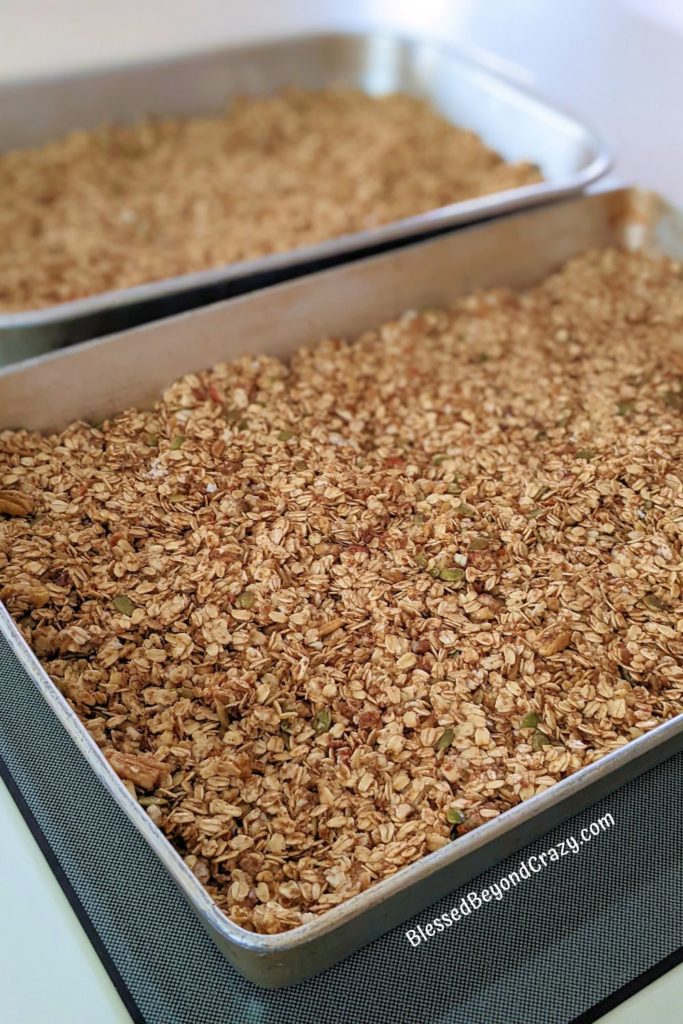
[0,31,610,364]
[1,189,680,989]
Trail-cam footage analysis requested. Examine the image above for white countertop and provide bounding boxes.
[1,2,682,1021]
[0,779,130,1024]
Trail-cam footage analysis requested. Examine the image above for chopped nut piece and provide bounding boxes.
[0,583,50,608]
[318,617,345,637]
[107,750,163,791]
[535,628,573,657]
[0,490,33,516]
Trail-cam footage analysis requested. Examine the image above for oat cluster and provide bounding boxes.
[1,247,682,933]
[0,87,540,311]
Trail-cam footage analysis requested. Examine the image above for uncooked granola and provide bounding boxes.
[1,247,682,934]
[0,88,540,311]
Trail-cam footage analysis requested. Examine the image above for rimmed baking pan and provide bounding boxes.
[1,187,681,989]
[0,31,610,364]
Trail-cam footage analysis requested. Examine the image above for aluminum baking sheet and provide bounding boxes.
[0,31,610,365]
[1,188,681,990]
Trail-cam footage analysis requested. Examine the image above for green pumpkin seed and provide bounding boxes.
[532,730,551,751]
[437,567,465,583]
[112,594,136,616]
[469,536,490,551]
[435,728,454,752]
[312,708,332,735]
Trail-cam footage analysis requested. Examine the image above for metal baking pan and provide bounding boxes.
[1,188,681,989]
[0,31,610,365]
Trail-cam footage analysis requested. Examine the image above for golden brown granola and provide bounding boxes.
[0,87,540,311]
[1,247,682,933]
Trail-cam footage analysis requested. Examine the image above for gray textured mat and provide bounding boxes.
[0,631,681,1024]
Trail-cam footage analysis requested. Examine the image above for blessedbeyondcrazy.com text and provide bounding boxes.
[405,811,615,948]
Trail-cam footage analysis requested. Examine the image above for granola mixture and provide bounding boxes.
[1,247,682,933]
[0,88,540,311]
